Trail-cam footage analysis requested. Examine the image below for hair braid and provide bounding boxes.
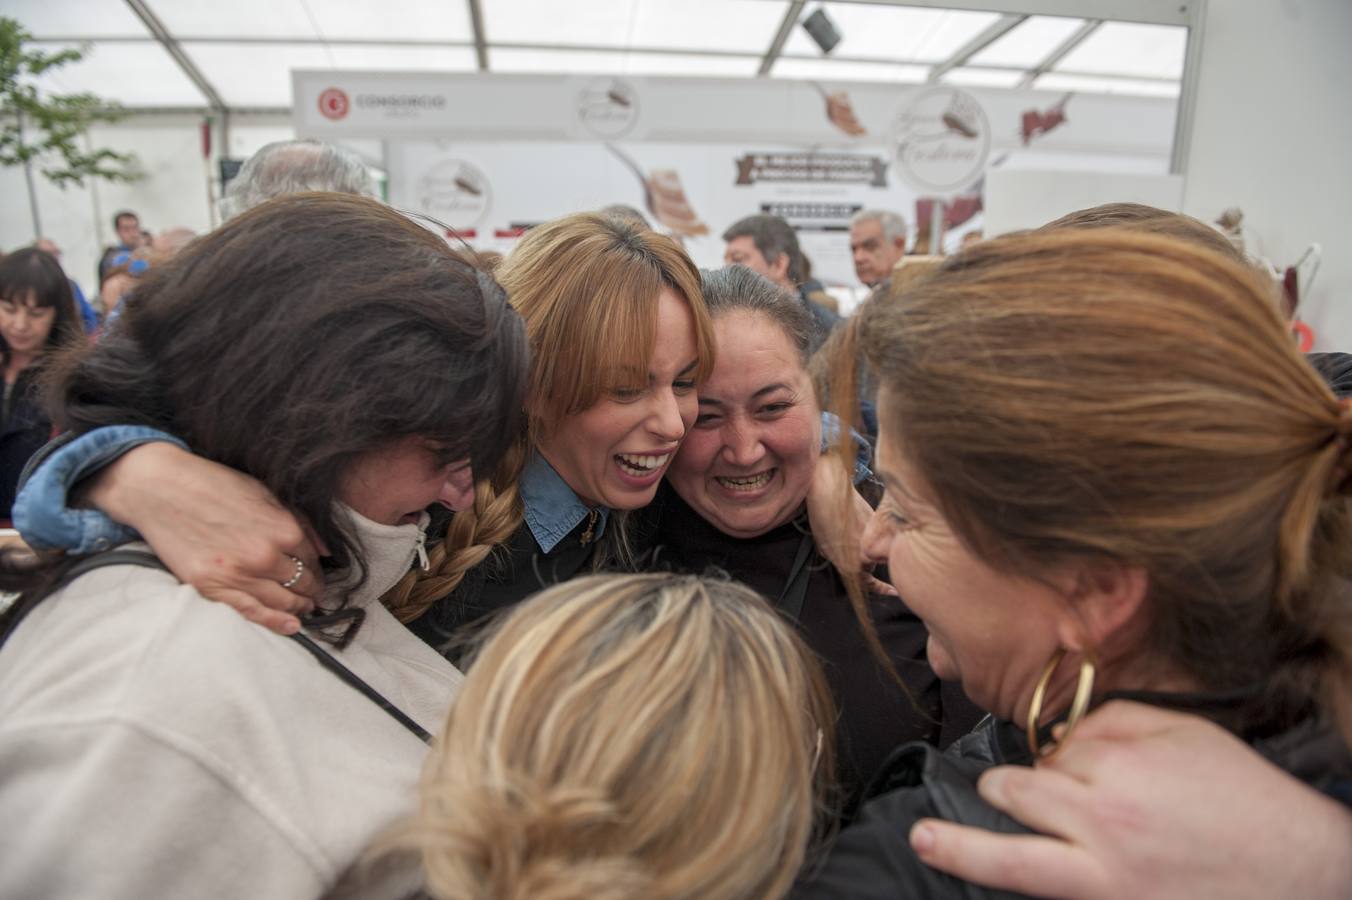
[384,439,529,623]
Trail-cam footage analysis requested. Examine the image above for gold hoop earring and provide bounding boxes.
[1025,647,1097,760]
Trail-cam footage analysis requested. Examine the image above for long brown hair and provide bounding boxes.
[387,213,715,620]
[385,573,834,900]
[851,227,1352,739]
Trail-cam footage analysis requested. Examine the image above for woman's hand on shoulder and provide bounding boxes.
[87,442,323,635]
[907,700,1352,900]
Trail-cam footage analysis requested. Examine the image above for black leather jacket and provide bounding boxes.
[792,708,1352,899]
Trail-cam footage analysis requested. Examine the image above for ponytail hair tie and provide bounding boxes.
[1326,397,1352,497]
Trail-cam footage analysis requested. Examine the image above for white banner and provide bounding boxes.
[296,71,1177,289]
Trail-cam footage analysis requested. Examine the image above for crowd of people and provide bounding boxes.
[0,138,1349,899]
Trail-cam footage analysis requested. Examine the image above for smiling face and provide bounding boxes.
[0,291,58,358]
[667,310,821,539]
[536,287,699,510]
[861,389,1070,718]
[339,436,475,526]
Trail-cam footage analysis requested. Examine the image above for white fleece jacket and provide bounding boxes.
[0,508,460,900]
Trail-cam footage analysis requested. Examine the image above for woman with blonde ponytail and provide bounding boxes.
[385,572,835,900]
[793,226,1352,899]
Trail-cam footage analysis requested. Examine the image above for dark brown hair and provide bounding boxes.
[849,227,1352,739]
[2,193,528,622]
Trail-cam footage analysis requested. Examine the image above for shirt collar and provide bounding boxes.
[520,454,609,552]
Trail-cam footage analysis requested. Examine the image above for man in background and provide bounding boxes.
[849,209,906,288]
[722,214,839,341]
[97,211,144,283]
[221,140,374,220]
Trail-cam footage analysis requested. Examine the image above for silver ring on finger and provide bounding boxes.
[280,555,305,589]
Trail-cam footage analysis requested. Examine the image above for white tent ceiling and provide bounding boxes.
[13,0,1188,111]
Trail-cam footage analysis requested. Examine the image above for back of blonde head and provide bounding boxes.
[397,573,833,900]
[857,228,1352,739]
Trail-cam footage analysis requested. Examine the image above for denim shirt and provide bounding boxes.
[12,426,187,553]
[519,454,609,553]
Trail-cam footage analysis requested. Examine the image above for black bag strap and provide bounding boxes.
[288,632,431,743]
[6,548,431,744]
[775,532,816,623]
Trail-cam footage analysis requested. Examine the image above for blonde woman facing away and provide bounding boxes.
[386,573,835,900]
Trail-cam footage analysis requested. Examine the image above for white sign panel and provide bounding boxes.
[295,71,1178,288]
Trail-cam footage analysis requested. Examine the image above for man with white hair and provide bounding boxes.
[221,140,375,220]
[849,209,907,288]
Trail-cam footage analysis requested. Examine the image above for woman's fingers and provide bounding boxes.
[210,587,303,636]
[909,819,1103,899]
[974,765,1093,838]
[862,571,899,597]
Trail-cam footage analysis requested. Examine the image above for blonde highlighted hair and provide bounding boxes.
[385,214,715,620]
[843,226,1352,740]
[390,573,835,900]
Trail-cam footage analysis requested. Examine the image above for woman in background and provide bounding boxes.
[0,248,83,519]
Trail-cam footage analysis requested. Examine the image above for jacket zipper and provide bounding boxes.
[415,523,430,570]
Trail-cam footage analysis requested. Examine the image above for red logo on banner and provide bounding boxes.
[318,88,350,121]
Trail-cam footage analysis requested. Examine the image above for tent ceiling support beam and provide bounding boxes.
[466,0,488,70]
[122,0,228,116]
[1016,18,1102,88]
[803,0,1192,28]
[758,0,807,76]
[928,13,1026,82]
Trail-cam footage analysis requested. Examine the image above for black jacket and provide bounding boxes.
[1,366,53,520]
[792,705,1352,899]
[645,484,981,819]
[408,511,598,662]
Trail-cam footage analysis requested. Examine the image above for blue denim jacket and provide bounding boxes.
[12,426,187,552]
[519,454,610,553]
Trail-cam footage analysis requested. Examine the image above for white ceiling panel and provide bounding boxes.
[308,0,472,42]
[940,66,1026,88]
[29,40,207,107]
[621,52,759,76]
[969,15,1086,68]
[488,47,756,77]
[328,45,476,70]
[145,0,471,41]
[145,0,319,40]
[1034,72,1181,98]
[485,0,785,53]
[489,47,629,73]
[781,4,1000,63]
[773,57,929,84]
[622,0,786,53]
[184,42,340,107]
[9,0,150,38]
[1055,22,1186,79]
